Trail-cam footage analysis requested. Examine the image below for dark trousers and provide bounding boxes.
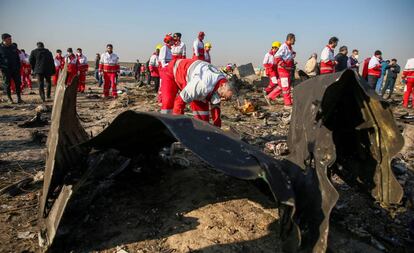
[134,71,140,80]
[381,77,396,98]
[94,70,103,87]
[367,75,378,90]
[37,74,52,101]
[2,70,21,99]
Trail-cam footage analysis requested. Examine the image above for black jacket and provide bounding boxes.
[386,64,400,79]
[29,47,55,75]
[335,53,349,72]
[0,42,21,74]
[133,62,141,72]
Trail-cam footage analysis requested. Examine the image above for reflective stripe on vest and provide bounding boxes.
[160,109,172,114]
[193,111,209,116]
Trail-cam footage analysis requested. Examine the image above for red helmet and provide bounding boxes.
[164,35,173,43]
[198,31,205,38]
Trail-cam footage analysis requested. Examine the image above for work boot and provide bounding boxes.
[39,90,46,102]
[263,90,271,106]
[17,94,24,104]
[7,95,14,104]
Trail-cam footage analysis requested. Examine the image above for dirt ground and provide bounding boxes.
[0,74,413,253]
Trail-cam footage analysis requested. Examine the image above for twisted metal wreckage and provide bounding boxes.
[39,66,404,252]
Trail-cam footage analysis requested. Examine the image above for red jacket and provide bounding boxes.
[403,70,414,84]
[320,45,336,74]
[362,58,370,80]
[169,58,224,96]
[66,54,78,74]
[274,43,295,78]
[263,51,278,78]
[367,56,382,78]
[55,55,65,70]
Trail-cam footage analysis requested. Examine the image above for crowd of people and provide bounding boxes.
[1,31,414,127]
[264,35,414,109]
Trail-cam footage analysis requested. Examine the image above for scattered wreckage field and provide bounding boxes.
[0,73,413,253]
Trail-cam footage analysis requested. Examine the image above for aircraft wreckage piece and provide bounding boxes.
[39,69,403,252]
[287,69,404,252]
[38,66,90,248]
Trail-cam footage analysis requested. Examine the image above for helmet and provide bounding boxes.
[205,42,212,48]
[272,41,281,48]
[164,35,173,43]
[199,31,205,37]
[155,44,162,50]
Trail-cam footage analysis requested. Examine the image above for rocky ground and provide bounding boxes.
[0,74,413,253]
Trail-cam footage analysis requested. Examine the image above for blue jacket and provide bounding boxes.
[380,61,389,76]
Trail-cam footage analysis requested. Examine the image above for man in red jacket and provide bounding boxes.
[204,42,212,63]
[149,44,161,92]
[402,58,414,108]
[19,49,32,91]
[76,48,89,92]
[192,31,205,60]
[161,58,234,127]
[367,50,383,89]
[171,32,186,60]
[99,44,120,98]
[263,41,281,99]
[65,48,78,85]
[53,49,64,86]
[320,37,339,74]
[273,33,296,107]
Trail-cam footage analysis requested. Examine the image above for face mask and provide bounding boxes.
[354,54,359,59]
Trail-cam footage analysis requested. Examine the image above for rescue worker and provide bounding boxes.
[76,48,89,93]
[19,49,32,91]
[53,49,64,86]
[158,35,174,107]
[273,33,296,107]
[401,58,414,108]
[161,58,235,127]
[99,44,120,98]
[192,31,205,60]
[263,41,281,96]
[65,48,78,85]
[362,57,371,81]
[159,35,173,68]
[149,44,161,92]
[0,33,23,103]
[204,42,212,63]
[9,43,22,94]
[320,36,339,74]
[225,64,233,73]
[367,50,383,89]
[171,33,186,60]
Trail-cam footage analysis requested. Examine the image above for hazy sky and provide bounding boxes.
[1,0,413,68]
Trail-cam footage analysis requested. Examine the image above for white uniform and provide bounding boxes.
[159,45,172,67]
[171,41,186,57]
[180,61,225,104]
